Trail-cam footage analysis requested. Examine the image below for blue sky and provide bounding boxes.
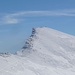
[0,0,75,53]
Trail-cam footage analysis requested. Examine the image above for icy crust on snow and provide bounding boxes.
[1,27,75,75]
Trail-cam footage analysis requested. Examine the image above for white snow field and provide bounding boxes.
[0,27,75,75]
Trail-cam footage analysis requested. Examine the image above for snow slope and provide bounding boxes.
[0,27,75,75]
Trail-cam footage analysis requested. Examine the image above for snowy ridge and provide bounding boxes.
[20,27,75,68]
[0,27,75,75]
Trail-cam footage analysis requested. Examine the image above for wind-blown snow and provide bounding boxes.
[0,27,75,75]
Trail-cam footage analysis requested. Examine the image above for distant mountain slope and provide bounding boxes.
[0,27,75,75]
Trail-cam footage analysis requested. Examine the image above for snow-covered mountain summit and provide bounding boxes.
[0,27,75,75]
[18,27,75,68]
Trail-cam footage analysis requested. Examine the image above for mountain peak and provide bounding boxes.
[1,27,75,75]
[17,27,75,69]
[21,27,75,53]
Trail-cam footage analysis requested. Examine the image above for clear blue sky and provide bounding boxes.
[0,0,75,53]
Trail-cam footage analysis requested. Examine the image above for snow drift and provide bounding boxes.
[0,27,75,75]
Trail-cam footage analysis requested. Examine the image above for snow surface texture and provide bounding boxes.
[0,27,75,75]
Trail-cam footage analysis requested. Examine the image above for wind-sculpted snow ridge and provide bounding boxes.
[0,27,75,75]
